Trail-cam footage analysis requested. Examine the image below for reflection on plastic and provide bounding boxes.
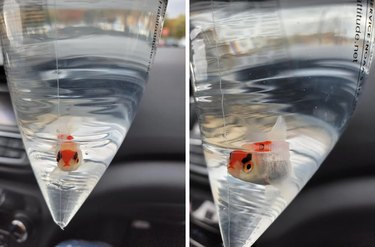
[191,0,374,246]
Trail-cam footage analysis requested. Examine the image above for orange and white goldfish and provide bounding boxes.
[56,134,82,171]
[227,116,291,185]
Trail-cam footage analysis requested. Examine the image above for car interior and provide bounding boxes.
[0,46,185,247]
[190,70,375,247]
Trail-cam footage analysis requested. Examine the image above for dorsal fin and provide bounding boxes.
[245,125,267,142]
[267,116,287,141]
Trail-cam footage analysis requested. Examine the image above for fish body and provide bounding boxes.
[56,134,82,171]
[227,117,291,185]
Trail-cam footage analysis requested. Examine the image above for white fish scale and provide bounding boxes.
[258,152,290,184]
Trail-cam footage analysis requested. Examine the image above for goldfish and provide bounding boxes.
[227,116,291,185]
[56,134,82,171]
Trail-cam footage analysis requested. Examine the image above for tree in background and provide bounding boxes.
[163,15,185,39]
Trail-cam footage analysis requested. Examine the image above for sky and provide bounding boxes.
[166,0,185,18]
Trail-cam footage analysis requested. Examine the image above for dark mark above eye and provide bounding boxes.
[56,151,61,162]
[241,153,252,164]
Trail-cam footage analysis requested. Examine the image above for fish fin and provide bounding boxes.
[245,126,267,143]
[56,116,79,138]
[267,116,287,141]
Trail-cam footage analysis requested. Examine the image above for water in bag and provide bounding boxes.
[191,0,374,246]
[0,0,167,228]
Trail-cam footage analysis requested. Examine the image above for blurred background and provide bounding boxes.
[160,0,185,48]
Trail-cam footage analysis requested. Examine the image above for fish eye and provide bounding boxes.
[243,162,252,173]
[56,151,61,162]
[73,152,78,160]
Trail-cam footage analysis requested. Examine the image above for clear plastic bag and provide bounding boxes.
[190,0,375,246]
[0,0,167,228]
